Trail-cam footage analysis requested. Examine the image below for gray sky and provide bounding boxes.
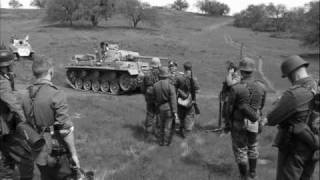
[0,0,313,14]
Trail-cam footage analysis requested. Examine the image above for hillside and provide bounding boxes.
[0,8,319,180]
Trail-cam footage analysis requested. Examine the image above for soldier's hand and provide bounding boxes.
[174,113,179,124]
[260,117,268,126]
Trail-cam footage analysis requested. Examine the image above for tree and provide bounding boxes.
[30,0,46,8]
[233,4,267,28]
[171,0,189,11]
[45,0,80,26]
[118,0,158,28]
[196,0,230,16]
[301,1,319,47]
[76,0,115,26]
[266,3,287,31]
[9,0,22,8]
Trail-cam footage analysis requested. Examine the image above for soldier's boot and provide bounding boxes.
[248,159,257,179]
[238,163,248,180]
[179,128,186,139]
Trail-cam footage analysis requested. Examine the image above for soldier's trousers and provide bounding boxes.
[231,128,259,164]
[144,101,156,133]
[178,105,195,131]
[276,140,317,180]
[159,109,174,144]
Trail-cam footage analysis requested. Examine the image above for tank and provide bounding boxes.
[9,35,35,60]
[65,44,168,95]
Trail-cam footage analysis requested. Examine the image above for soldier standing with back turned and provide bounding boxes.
[263,55,319,180]
[152,67,178,146]
[142,57,161,139]
[22,55,80,180]
[226,57,266,180]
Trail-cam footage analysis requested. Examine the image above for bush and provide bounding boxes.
[9,0,22,8]
[196,0,230,16]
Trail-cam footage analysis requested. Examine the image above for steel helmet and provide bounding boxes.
[281,55,309,78]
[239,57,256,72]
[158,66,170,78]
[0,49,14,67]
[151,57,161,68]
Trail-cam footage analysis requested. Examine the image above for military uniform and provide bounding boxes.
[22,79,73,180]
[267,77,318,180]
[0,49,31,179]
[175,74,200,133]
[152,67,177,146]
[143,68,160,135]
[266,55,319,180]
[227,57,266,180]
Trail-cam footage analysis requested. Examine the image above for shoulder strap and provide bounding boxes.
[27,84,46,130]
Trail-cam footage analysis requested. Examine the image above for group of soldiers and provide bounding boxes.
[0,38,319,180]
[142,57,200,146]
[0,45,82,180]
[220,55,319,180]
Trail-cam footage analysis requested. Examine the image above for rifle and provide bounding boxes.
[190,70,200,115]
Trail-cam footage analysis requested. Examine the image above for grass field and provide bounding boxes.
[1,8,319,180]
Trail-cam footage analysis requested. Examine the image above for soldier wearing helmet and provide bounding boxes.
[263,55,318,180]
[152,67,178,146]
[142,57,162,140]
[0,46,30,179]
[226,57,266,180]
[175,61,200,138]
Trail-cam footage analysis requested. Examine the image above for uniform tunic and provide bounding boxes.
[0,73,29,179]
[267,76,318,180]
[22,79,73,180]
[175,74,200,131]
[153,79,177,144]
[229,77,266,164]
[143,68,160,132]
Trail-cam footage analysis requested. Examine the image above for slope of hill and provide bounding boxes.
[1,8,319,180]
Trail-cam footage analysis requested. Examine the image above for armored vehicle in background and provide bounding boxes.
[9,35,35,60]
[65,44,168,95]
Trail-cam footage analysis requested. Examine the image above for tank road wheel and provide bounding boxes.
[83,79,92,91]
[66,70,77,84]
[100,80,110,93]
[74,78,83,90]
[91,80,100,92]
[119,73,132,92]
[110,79,120,95]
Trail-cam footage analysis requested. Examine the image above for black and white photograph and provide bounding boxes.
[0,0,319,179]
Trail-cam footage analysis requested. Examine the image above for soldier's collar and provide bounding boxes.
[33,78,53,86]
[293,76,312,86]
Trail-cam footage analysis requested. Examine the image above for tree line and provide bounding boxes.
[9,0,157,28]
[233,1,319,48]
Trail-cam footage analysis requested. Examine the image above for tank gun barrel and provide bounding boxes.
[136,56,169,61]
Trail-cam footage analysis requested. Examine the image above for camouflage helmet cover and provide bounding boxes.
[0,49,14,67]
[281,55,309,78]
[183,61,192,70]
[239,57,256,72]
[151,57,161,68]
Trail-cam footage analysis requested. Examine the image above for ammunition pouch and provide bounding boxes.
[292,122,319,151]
[16,122,45,152]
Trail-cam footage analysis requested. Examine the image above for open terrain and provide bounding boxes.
[0,8,319,180]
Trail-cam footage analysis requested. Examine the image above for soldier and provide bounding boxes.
[22,55,80,180]
[226,57,266,180]
[142,57,161,139]
[0,46,33,180]
[175,61,200,138]
[152,67,178,146]
[263,55,319,180]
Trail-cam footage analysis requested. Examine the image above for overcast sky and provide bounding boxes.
[0,0,313,14]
